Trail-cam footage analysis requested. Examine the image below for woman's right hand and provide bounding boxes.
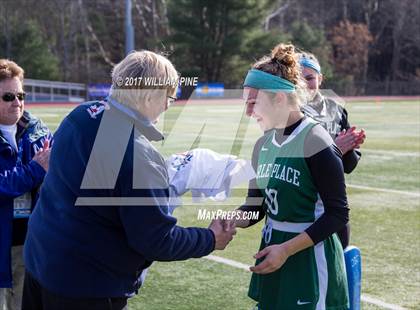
[33,139,51,172]
[220,210,250,229]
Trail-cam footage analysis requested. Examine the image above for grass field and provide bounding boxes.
[26,98,420,309]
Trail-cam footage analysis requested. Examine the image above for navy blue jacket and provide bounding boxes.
[24,100,215,298]
[0,111,51,288]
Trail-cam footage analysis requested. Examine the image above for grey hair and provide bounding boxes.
[109,50,179,111]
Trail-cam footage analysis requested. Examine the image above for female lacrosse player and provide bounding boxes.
[231,43,349,309]
[299,52,365,248]
[300,52,365,172]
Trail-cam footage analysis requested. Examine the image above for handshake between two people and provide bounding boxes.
[207,212,251,250]
[208,218,239,250]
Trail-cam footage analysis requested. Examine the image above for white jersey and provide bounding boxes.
[166,148,255,210]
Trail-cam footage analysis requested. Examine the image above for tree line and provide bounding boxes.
[1,0,419,95]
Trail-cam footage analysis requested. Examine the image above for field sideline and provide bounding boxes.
[26,98,420,309]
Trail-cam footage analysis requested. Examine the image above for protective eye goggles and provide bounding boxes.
[1,92,26,102]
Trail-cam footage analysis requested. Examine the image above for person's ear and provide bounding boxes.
[318,74,323,87]
[143,92,153,109]
[275,92,287,105]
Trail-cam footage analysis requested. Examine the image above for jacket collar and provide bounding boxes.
[308,92,327,117]
[106,97,164,142]
[16,111,31,141]
[0,111,31,142]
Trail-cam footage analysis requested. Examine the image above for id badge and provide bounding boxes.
[13,192,32,218]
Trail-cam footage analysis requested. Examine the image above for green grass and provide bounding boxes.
[130,259,255,310]
[26,99,420,309]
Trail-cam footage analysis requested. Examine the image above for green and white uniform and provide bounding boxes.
[249,118,349,310]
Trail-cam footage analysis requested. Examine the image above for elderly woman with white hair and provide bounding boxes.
[22,51,235,310]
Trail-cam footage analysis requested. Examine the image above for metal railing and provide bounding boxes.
[24,79,86,103]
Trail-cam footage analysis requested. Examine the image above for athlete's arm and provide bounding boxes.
[304,126,349,244]
[252,125,349,274]
[250,232,313,274]
[237,135,266,228]
[339,108,362,173]
[236,181,265,228]
[342,149,361,173]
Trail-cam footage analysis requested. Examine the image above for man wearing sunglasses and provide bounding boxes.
[0,59,51,310]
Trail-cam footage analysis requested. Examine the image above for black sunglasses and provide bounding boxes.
[1,92,26,102]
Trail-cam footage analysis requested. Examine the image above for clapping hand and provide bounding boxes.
[209,219,236,250]
[335,127,366,154]
[33,139,51,172]
[353,128,366,149]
